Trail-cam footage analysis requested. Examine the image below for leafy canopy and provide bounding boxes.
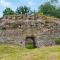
[16,6,31,14]
[3,8,15,16]
[38,2,60,18]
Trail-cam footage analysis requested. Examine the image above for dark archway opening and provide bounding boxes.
[25,36,36,49]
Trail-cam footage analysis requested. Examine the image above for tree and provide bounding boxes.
[16,6,31,14]
[3,8,15,16]
[50,0,58,3]
[38,2,60,18]
[55,8,60,18]
[38,2,56,16]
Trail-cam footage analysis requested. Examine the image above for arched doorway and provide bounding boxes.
[25,36,36,49]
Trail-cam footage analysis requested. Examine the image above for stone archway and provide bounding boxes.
[25,36,36,48]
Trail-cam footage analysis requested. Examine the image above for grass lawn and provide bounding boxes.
[0,44,60,60]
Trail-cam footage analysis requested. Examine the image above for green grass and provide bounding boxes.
[0,44,60,60]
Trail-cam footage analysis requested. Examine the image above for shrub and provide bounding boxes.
[26,43,34,49]
[54,38,60,45]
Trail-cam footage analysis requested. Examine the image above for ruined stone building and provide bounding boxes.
[0,14,60,48]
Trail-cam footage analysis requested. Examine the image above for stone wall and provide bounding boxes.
[0,15,60,47]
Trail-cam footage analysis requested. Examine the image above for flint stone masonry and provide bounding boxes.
[0,15,60,47]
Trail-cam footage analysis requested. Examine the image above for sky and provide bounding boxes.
[0,0,60,17]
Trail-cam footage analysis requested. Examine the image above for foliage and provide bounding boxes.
[38,2,56,16]
[16,6,31,14]
[38,2,60,18]
[3,8,15,16]
[55,8,60,18]
[50,0,58,3]
[26,43,34,49]
[54,38,60,44]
